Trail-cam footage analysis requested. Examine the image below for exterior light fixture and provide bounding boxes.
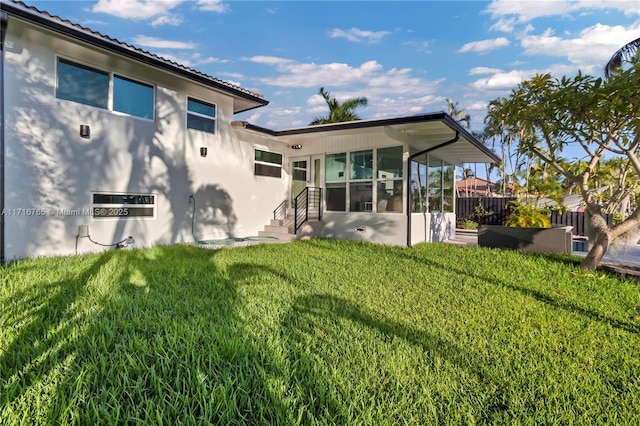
[79,124,90,139]
[200,147,208,157]
[291,144,302,149]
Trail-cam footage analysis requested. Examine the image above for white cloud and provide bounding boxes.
[245,112,261,123]
[469,67,504,75]
[404,40,431,53]
[196,0,228,13]
[485,0,640,23]
[490,18,516,33]
[520,22,640,72]
[254,59,384,88]
[151,15,183,27]
[329,28,392,43]
[92,0,183,20]
[132,36,196,50]
[458,37,510,53]
[469,63,584,93]
[470,70,535,91]
[247,56,296,66]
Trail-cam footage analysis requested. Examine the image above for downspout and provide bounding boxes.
[406,131,459,247]
[0,11,7,264]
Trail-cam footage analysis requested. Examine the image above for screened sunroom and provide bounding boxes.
[234,113,499,246]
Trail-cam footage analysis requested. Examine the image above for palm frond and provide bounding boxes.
[604,37,640,78]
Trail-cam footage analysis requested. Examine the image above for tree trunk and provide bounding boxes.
[580,229,610,270]
[580,206,612,270]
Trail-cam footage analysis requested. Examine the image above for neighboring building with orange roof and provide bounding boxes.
[456,177,514,197]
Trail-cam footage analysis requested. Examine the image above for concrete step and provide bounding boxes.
[270,218,294,227]
[262,224,294,234]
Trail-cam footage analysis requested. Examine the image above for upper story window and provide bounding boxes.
[57,59,109,109]
[113,76,154,119]
[56,57,155,120]
[187,98,216,134]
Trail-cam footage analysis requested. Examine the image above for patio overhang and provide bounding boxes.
[236,112,500,166]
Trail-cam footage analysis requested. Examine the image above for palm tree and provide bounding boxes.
[604,37,640,78]
[446,98,471,128]
[309,87,368,125]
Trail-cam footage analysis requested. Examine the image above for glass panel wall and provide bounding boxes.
[350,182,373,212]
[377,146,403,179]
[427,157,443,213]
[326,183,346,211]
[323,147,404,213]
[326,153,347,181]
[442,163,454,212]
[410,154,454,213]
[350,150,373,180]
[410,156,427,213]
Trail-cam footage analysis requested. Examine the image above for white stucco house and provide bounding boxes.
[0,0,499,262]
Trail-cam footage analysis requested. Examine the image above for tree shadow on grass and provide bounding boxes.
[0,251,119,419]
[399,245,640,335]
[279,293,511,424]
[40,245,293,424]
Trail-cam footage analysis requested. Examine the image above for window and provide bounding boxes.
[410,155,453,213]
[255,149,282,178]
[113,75,154,119]
[56,58,154,120]
[325,153,346,181]
[187,98,216,133]
[92,192,156,219]
[325,147,403,213]
[326,183,346,212]
[350,150,373,180]
[375,147,403,213]
[57,58,109,109]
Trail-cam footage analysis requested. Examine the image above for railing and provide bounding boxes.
[294,187,322,234]
[273,199,288,220]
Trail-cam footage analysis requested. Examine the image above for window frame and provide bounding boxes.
[324,145,403,213]
[55,56,156,122]
[56,57,110,109]
[112,74,156,120]
[254,149,283,178]
[186,97,217,134]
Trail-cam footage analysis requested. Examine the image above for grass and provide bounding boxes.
[1,239,639,425]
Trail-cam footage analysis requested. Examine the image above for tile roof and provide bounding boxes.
[4,0,267,109]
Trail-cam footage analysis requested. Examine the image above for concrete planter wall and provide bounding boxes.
[478,225,573,254]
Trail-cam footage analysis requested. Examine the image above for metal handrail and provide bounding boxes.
[293,187,322,234]
[273,199,288,220]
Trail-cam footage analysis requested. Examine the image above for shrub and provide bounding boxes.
[456,219,479,229]
[504,200,551,228]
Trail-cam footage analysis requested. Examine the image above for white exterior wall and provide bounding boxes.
[321,212,407,245]
[410,212,456,245]
[3,19,288,259]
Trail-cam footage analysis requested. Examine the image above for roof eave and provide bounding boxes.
[3,1,268,114]
[441,115,501,164]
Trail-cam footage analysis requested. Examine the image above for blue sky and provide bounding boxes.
[27,0,640,132]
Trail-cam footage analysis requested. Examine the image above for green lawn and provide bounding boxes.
[1,239,639,424]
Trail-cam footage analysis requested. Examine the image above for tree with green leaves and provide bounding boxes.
[487,58,640,270]
[309,87,368,125]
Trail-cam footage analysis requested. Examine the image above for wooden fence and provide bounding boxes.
[455,197,613,236]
